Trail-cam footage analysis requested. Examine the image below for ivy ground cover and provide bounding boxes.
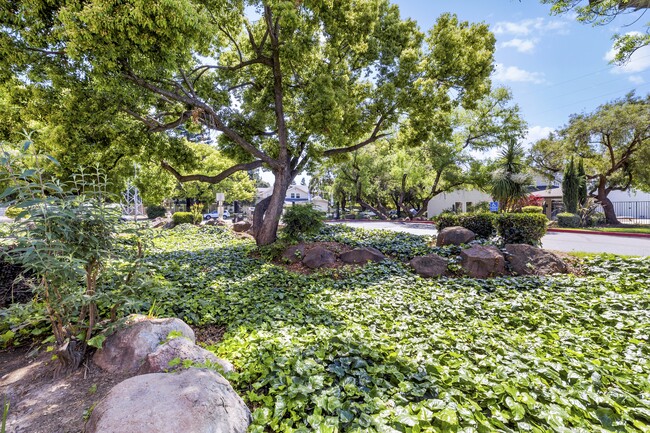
[145,225,650,432]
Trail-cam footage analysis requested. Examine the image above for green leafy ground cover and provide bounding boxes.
[138,225,650,432]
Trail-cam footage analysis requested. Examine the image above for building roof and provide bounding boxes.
[531,187,563,198]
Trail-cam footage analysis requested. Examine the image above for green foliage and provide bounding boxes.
[433,213,459,231]
[172,212,194,226]
[562,157,579,214]
[189,203,203,225]
[495,213,548,246]
[577,158,588,207]
[136,227,650,432]
[521,205,543,213]
[146,205,167,219]
[491,141,532,212]
[282,205,324,241]
[557,212,582,228]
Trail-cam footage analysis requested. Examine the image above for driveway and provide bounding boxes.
[332,221,650,256]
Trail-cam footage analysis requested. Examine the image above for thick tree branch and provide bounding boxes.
[161,160,264,184]
[323,133,391,157]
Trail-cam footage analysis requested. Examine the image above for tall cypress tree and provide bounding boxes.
[562,156,579,214]
[577,158,588,207]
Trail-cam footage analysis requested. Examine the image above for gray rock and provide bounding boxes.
[150,217,171,229]
[93,316,195,374]
[339,247,385,264]
[232,221,252,232]
[203,218,227,227]
[282,244,305,263]
[85,369,251,433]
[436,226,476,247]
[302,246,336,269]
[460,245,506,278]
[138,337,234,375]
[505,244,567,275]
[410,255,448,278]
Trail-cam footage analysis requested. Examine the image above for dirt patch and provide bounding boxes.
[0,346,133,433]
[193,324,227,346]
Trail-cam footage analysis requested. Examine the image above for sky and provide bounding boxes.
[393,0,650,147]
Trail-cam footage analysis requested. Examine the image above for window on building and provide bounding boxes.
[290,193,296,199]
[295,193,301,199]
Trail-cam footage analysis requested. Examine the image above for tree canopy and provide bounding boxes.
[1,0,496,244]
[530,93,650,223]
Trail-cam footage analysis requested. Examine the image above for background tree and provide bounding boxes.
[491,141,532,212]
[1,1,496,245]
[577,157,588,207]
[530,94,650,224]
[540,0,650,62]
[562,157,580,214]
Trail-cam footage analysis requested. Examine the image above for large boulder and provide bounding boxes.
[138,337,234,375]
[460,245,506,278]
[203,218,227,227]
[282,244,305,264]
[436,226,476,247]
[302,246,336,269]
[505,244,567,275]
[339,247,385,264]
[232,221,252,233]
[410,255,448,278]
[85,369,251,433]
[93,316,195,374]
[150,217,171,229]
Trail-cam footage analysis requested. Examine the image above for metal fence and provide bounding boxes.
[595,201,650,225]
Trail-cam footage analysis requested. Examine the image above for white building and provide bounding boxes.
[256,184,329,213]
[426,189,492,217]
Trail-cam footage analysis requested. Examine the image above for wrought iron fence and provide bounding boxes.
[594,201,650,225]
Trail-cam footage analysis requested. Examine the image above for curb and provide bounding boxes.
[547,228,650,239]
[325,219,437,225]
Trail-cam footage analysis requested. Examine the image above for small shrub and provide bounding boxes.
[190,203,203,224]
[458,213,495,239]
[146,205,167,219]
[434,213,459,231]
[522,206,543,214]
[172,212,194,225]
[557,212,581,228]
[496,213,548,246]
[282,204,324,240]
[4,206,27,219]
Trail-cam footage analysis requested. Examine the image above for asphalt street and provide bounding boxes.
[332,221,650,256]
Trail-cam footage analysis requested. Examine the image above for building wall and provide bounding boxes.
[426,190,493,217]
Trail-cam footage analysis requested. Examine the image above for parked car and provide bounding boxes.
[204,210,230,220]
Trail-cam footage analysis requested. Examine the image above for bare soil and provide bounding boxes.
[0,325,226,433]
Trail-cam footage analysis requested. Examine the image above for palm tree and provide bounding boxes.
[491,141,532,212]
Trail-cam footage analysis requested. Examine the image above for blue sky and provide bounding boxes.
[393,0,650,146]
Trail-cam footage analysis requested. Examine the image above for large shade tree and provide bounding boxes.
[530,94,650,224]
[1,0,496,245]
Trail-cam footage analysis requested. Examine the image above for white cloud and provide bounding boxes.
[493,63,546,84]
[501,38,537,53]
[493,18,568,36]
[525,126,554,146]
[605,33,650,74]
[628,75,646,84]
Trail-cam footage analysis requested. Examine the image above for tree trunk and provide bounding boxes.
[595,176,619,224]
[253,169,292,246]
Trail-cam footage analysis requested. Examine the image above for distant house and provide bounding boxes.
[427,190,492,217]
[256,184,329,213]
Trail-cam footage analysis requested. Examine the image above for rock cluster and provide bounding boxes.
[89,316,250,433]
[283,245,386,269]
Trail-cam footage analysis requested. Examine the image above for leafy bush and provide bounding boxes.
[190,203,204,224]
[4,206,26,219]
[146,205,167,219]
[433,212,459,230]
[282,204,324,240]
[521,206,543,214]
[172,212,194,225]
[458,213,495,239]
[557,212,581,228]
[495,213,548,245]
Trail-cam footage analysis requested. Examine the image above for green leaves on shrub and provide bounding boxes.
[172,212,194,225]
[4,206,26,219]
[557,212,581,228]
[495,213,548,245]
[434,212,495,239]
[146,205,167,219]
[521,205,543,213]
[282,204,324,240]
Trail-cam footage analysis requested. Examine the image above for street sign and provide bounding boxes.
[216,192,225,202]
[489,201,499,212]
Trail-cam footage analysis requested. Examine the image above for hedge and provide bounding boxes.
[435,212,495,239]
[522,206,543,214]
[496,213,548,246]
[146,205,167,219]
[172,212,194,225]
[557,212,581,228]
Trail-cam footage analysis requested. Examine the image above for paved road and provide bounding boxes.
[332,221,650,256]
